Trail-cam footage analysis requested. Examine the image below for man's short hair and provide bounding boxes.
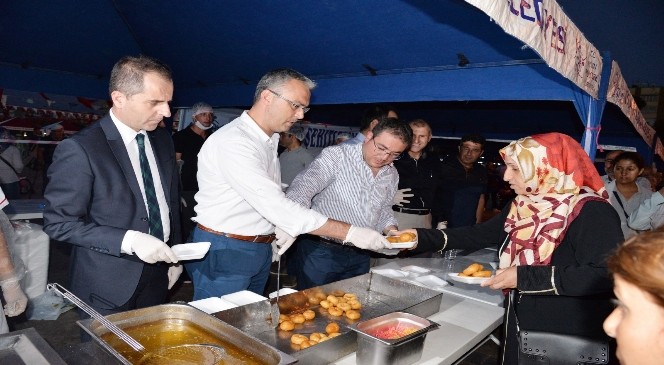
[360,104,397,132]
[460,134,486,149]
[409,119,432,135]
[254,68,316,104]
[109,55,172,97]
[371,117,412,146]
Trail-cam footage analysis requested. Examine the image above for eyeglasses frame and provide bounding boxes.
[267,89,310,113]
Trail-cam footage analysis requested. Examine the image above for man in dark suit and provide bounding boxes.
[43,55,182,318]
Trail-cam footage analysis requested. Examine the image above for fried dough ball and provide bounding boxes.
[319,300,331,309]
[309,333,323,342]
[399,232,416,242]
[337,297,347,304]
[279,314,289,323]
[308,296,321,305]
[290,334,308,345]
[349,299,362,310]
[318,334,330,342]
[328,307,343,316]
[471,270,492,277]
[345,310,361,320]
[343,293,357,300]
[291,313,306,324]
[386,236,400,243]
[336,302,351,312]
[280,320,295,331]
[303,309,316,320]
[315,292,327,300]
[330,289,346,297]
[299,340,312,349]
[462,263,483,276]
[326,322,340,334]
[329,332,341,338]
[327,295,340,305]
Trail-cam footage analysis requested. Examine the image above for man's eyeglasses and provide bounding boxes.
[267,89,310,113]
[372,138,402,160]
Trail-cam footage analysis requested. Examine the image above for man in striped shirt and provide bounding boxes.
[286,117,412,289]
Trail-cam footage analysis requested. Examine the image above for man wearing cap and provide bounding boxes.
[279,126,313,186]
[172,102,214,240]
[188,68,391,300]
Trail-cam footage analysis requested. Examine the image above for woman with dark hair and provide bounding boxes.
[604,228,664,364]
[606,151,653,238]
[399,133,623,364]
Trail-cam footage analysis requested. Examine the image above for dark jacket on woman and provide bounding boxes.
[414,199,623,364]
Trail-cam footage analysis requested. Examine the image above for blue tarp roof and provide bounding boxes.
[0,0,656,155]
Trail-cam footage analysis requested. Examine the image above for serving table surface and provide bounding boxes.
[56,249,506,364]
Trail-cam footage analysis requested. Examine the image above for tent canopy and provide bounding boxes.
[0,1,656,156]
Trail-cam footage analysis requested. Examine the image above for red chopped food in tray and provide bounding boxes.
[368,324,419,339]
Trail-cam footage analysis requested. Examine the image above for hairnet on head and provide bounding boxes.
[288,126,306,141]
[191,102,213,117]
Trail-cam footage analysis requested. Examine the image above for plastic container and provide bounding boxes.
[350,312,439,365]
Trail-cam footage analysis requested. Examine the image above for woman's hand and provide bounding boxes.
[480,266,517,290]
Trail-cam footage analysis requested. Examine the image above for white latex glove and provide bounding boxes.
[275,227,297,256]
[1,278,28,317]
[343,226,391,251]
[167,264,183,290]
[132,232,178,264]
[393,188,414,207]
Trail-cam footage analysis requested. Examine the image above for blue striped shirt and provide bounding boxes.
[286,143,398,232]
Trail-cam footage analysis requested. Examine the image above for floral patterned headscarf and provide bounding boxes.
[498,133,608,267]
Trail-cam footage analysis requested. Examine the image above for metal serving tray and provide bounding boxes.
[78,303,296,365]
[0,327,67,365]
[215,272,443,364]
[351,312,439,365]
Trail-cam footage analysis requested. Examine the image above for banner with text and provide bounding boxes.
[606,61,664,159]
[466,0,602,98]
[296,123,358,148]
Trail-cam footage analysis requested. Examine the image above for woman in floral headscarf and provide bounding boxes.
[404,133,623,364]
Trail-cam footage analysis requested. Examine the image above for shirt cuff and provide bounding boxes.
[121,230,138,255]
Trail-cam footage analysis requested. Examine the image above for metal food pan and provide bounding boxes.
[78,303,296,365]
[215,273,442,364]
[0,327,67,365]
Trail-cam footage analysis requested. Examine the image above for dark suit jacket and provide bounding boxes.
[43,115,181,310]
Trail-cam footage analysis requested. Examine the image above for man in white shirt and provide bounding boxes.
[188,68,389,299]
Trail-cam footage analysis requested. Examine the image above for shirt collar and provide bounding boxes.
[239,111,279,146]
[110,109,146,146]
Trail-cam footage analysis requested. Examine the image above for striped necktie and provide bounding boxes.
[136,133,164,241]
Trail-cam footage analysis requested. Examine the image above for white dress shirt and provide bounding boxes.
[110,110,171,253]
[628,190,664,231]
[606,180,653,239]
[194,111,327,236]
